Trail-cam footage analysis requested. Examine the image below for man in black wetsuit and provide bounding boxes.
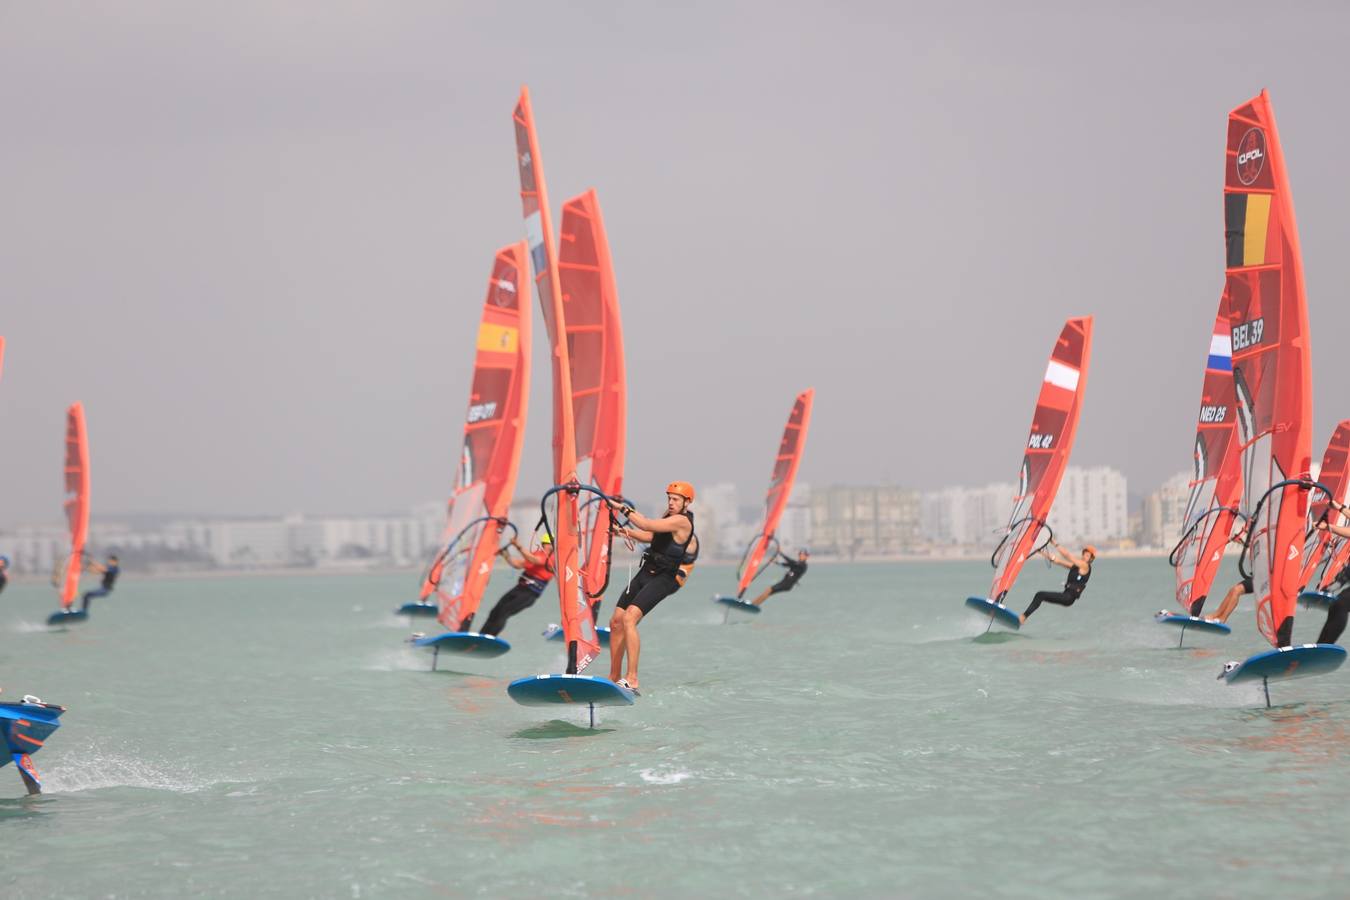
[476,534,554,636]
[605,481,699,692]
[1310,505,1350,644]
[81,554,119,612]
[1019,543,1094,625]
[0,555,9,595]
[751,550,809,607]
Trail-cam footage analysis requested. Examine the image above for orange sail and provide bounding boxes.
[426,243,532,630]
[514,86,599,672]
[1226,90,1313,648]
[989,318,1093,602]
[1301,421,1350,590]
[60,403,90,609]
[0,336,6,380]
[1170,293,1243,615]
[735,389,814,598]
[559,189,627,602]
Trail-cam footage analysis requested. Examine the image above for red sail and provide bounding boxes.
[989,318,1093,601]
[736,389,814,597]
[559,190,627,599]
[60,403,90,609]
[514,87,599,671]
[1303,421,1350,590]
[0,336,6,380]
[1172,293,1243,613]
[1226,90,1313,647]
[430,243,532,630]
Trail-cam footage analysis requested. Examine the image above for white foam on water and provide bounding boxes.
[638,768,692,785]
[363,646,429,672]
[40,748,225,795]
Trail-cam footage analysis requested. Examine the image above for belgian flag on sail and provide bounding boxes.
[1225,190,1273,269]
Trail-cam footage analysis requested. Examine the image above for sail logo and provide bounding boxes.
[1231,318,1265,351]
[1028,433,1054,450]
[1199,405,1228,423]
[1236,127,1266,186]
[467,401,498,423]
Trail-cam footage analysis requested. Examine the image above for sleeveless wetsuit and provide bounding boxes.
[478,550,554,636]
[616,511,697,616]
[1022,561,1091,622]
[769,557,808,595]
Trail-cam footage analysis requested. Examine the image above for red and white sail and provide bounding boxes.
[736,389,814,598]
[428,243,532,631]
[989,318,1093,601]
[514,86,599,672]
[1171,293,1243,614]
[59,403,90,610]
[1226,90,1313,647]
[558,189,627,601]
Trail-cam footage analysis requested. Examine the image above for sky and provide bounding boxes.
[2,1,1349,527]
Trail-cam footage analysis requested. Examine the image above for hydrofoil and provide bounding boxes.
[1220,643,1346,707]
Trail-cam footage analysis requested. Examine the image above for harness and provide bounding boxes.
[1064,562,1091,597]
[642,510,699,584]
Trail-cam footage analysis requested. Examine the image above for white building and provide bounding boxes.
[1047,466,1129,545]
[920,482,1017,546]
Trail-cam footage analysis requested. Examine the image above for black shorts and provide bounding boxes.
[1242,576,1254,594]
[615,567,681,616]
[769,575,802,595]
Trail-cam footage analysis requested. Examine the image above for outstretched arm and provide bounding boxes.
[1317,520,1350,541]
[607,499,689,539]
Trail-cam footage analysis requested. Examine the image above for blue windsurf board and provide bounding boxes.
[507,674,636,707]
[410,631,510,658]
[1299,590,1339,610]
[714,595,761,614]
[1221,644,1347,685]
[965,596,1020,630]
[46,610,88,627]
[1,699,65,792]
[1154,611,1231,635]
[542,624,611,645]
[395,601,439,617]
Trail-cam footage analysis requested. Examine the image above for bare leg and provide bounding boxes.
[622,606,645,688]
[608,610,627,682]
[751,587,773,607]
[1211,582,1248,623]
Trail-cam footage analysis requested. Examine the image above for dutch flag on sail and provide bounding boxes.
[1207,331,1233,372]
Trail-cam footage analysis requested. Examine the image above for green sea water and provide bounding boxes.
[2,558,1348,898]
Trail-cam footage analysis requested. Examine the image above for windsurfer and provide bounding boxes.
[1204,526,1252,623]
[477,534,554,636]
[0,555,8,595]
[1019,544,1095,624]
[1311,507,1350,644]
[80,554,119,612]
[751,550,809,606]
[605,481,699,691]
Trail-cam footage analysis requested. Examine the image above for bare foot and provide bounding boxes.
[1018,614,1027,625]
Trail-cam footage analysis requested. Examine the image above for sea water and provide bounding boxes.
[1,559,1346,897]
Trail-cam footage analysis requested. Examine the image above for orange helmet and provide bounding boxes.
[666,481,695,502]
[1082,545,1098,557]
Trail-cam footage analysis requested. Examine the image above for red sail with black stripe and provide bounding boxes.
[59,403,90,610]
[736,389,814,598]
[514,86,600,672]
[1303,421,1350,591]
[1172,292,1243,614]
[558,189,627,602]
[989,318,1093,602]
[1225,90,1313,648]
[427,243,532,630]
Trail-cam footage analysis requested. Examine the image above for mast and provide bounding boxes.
[558,189,627,599]
[989,318,1093,601]
[59,403,90,610]
[429,243,532,630]
[513,86,599,672]
[1226,90,1313,648]
[736,389,815,598]
[1171,292,1243,615]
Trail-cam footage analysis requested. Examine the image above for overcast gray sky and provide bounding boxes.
[2,1,1348,527]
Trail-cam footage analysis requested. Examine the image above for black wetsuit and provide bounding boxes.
[0,568,7,595]
[1317,563,1350,645]
[1022,562,1091,621]
[81,564,119,612]
[768,556,808,595]
[478,559,552,636]
[616,512,697,617]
